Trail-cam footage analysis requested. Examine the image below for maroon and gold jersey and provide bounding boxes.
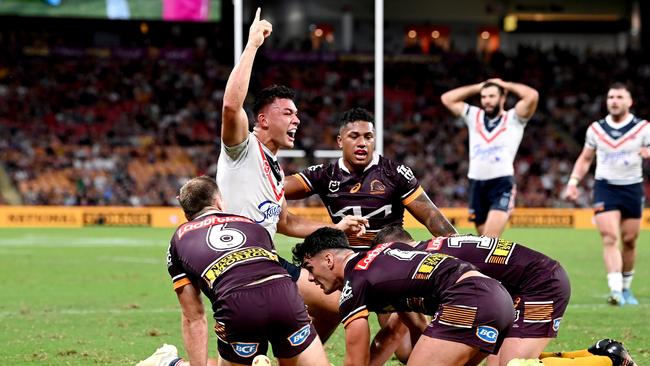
[293,155,423,248]
[415,235,561,295]
[338,242,475,327]
[167,210,287,308]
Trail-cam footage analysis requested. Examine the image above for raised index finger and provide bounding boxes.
[254,7,261,22]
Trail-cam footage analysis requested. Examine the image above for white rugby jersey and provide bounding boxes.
[461,104,528,180]
[585,114,650,185]
[217,132,285,237]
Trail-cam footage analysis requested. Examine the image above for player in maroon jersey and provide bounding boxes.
[370,225,636,366]
[138,176,330,366]
[285,107,456,249]
[293,227,514,366]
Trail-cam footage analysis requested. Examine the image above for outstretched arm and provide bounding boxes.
[221,8,272,147]
[489,78,539,120]
[277,199,368,238]
[284,174,311,200]
[440,82,483,117]
[176,283,208,366]
[563,146,596,202]
[406,191,457,236]
[344,318,371,366]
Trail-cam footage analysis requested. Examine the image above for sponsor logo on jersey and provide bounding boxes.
[413,254,448,280]
[307,164,323,172]
[350,183,361,193]
[425,237,445,251]
[486,239,516,264]
[355,243,392,270]
[177,215,253,239]
[553,317,562,332]
[202,247,278,285]
[232,342,258,357]
[253,200,282,224]
[476,326,499,343]
[397,165,415,181]
[329,180,340,192]
[339,280,353,305]
[385,248,420,260]
[513,310,520,324]
[288,324,311,346]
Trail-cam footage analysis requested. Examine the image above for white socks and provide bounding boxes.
[622,270,634,290]
[607,272,623,292]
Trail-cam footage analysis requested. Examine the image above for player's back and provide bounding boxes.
[415,235,560,293]
[168,211,286,303]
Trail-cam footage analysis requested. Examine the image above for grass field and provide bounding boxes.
[0,0,221,20]
[0,227,648,365]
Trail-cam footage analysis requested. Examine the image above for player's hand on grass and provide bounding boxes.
[247,8,272,49]
[335,215,369,237]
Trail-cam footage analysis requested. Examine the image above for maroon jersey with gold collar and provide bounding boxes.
[167,210,287,309]
[293,154,423,248]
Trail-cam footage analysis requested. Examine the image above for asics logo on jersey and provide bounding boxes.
[253,200,282,224]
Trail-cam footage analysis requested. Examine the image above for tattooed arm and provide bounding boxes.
[406,191,457,236]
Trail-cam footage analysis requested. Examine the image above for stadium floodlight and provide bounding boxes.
[233,0,384,158]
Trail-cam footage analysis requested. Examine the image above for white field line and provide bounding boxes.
[0,235,165,247]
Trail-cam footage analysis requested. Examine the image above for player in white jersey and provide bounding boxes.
[564,83,650,306]
[219,8,367,342]
[441,78,539,237]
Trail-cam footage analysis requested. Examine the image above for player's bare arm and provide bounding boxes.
[488,78,539,120]
[369,313,410,366]
[344,318,371,366]
[406,192,457,236]
[640,146,650,159]
[284,174,311,200]
[221,7,272,147]
[175,283,209,366]
[564,146,596,202]
[440,82,484,117]
[277,199,368,238]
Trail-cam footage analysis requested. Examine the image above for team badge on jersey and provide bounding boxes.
[329,180,340,192]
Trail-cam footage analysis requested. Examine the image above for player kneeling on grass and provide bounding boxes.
[368,225,636,366]
[137,176,330,366]
[293,227,515,366]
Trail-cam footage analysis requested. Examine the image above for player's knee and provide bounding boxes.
[621,233,638,248]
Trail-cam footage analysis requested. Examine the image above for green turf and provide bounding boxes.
[0,0,221,21]
[0,227,648,365]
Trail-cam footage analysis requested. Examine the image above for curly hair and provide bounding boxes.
[292,227,351,265]
[338,107,375,131]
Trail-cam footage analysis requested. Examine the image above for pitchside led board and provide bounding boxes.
[0,0,221,21]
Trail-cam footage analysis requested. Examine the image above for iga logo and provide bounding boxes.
[288,324,311,346]
[232,342,259,357]
[476,326,498,343]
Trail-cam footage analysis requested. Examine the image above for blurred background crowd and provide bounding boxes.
[1,5,649,209]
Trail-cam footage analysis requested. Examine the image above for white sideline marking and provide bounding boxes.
[0,235,164,247]
[98,256,162,265]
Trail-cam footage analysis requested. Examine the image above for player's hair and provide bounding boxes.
[292,227,351,264]
[252,85,296,117]
[481,81,505,96]
[339,107,375,131]
[178,176,220,220]
[370,224,414,248]
[608,82,632,96]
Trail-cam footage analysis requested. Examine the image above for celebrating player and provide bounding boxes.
[285,107,457,249]
[293,227,515,366]
[137,176,330,366]
[564,82,649,306]
[441,78,539,238]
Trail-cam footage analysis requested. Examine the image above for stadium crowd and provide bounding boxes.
[1,33,649,208]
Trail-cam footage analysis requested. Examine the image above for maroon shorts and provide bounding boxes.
[508,265,571,338]
[423,276,514,354]
[213,276,317,364]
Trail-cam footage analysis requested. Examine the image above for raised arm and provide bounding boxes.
[440,82,483,117]
[406,191,457,236]
[563,146,596,202]
[489,78,539,120]
[175,283,208,366]
[221,8,272,147]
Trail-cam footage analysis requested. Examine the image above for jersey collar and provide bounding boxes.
[337,153,380,174]
[605,113,634,129]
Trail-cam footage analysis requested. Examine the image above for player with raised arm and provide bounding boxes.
[564,83,650,306]
[137,176,330,366]
[217,8,366,341]
[293,227,515,366]
[441,79,539,238]
[285,107,456,249]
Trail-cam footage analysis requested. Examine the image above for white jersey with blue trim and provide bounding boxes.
[462,104,528,180]
[217,132,285,237]
[585,114,650,185]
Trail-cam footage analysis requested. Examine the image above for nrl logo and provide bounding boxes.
[329,180,340,192]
